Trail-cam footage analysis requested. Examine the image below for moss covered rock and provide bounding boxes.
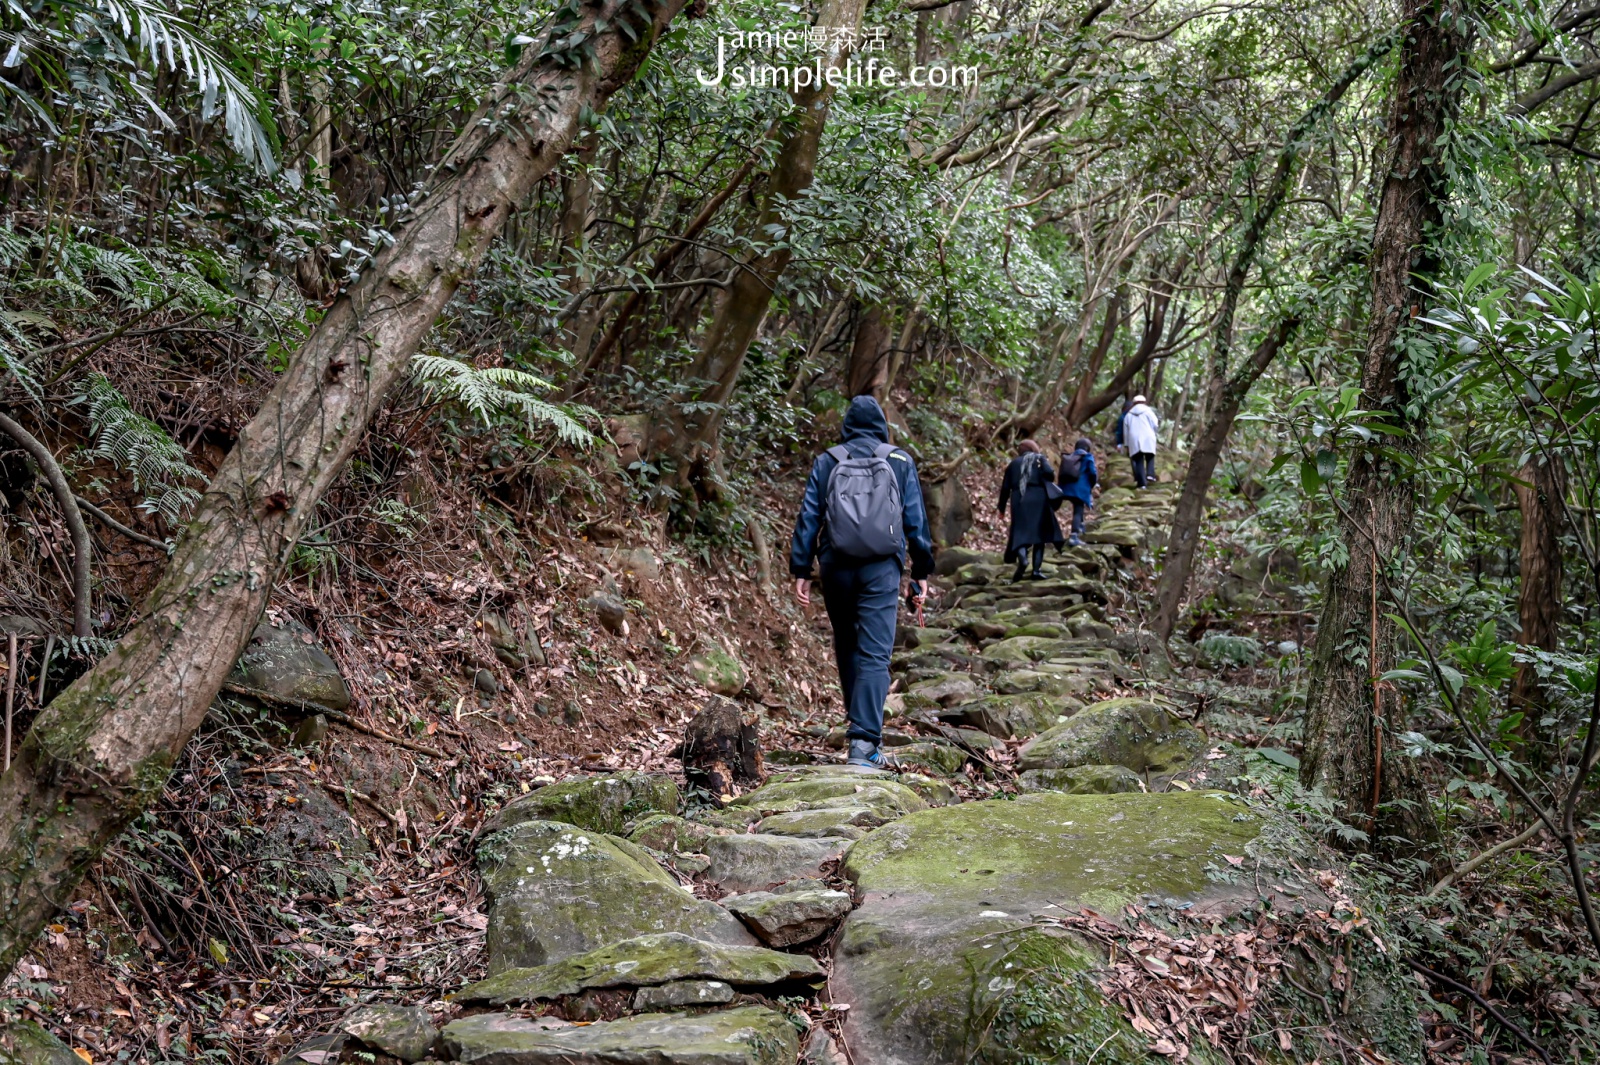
[629,813,724,853]
[832,792,1263,1064]
[685,646,747,695]
[757,806,888,840]
[339,1004,437,1062]
[891,741,965,777]
[477,820,753,972]
[442,1006,799,1065]
[454,932,824,1006]
[1016,697,1205,775]
[728,773,929,820]
[702,834,852,892]
[724,887,854,947]
[1017,764,1144,795]
[231,617,352,711]
[487,771,680,835]
[944,692,1067,739]
[0,1022,81,1065]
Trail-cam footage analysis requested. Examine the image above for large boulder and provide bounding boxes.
[230,617,351,711]
[454,932,824,1007]
[1016,697,1205,776]
[832,792,1423,1065]
[442,1006,799,1065]
[477,820,754,972]
[486,772,680,835]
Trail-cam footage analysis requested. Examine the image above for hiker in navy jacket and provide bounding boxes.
[791,396,935,769]
[1057,438,1098,547]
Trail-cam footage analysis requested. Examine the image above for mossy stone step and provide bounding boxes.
[441,1006,800,1065]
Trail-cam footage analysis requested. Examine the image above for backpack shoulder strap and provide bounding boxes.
[873,442,898,459]
[826,445,851,463]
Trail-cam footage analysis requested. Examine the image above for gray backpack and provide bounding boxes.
[824,443,903,558]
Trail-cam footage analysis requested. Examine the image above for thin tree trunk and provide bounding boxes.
[652,0,868,503]
[1060,288,1126,431]
[1072,266,1186,428]
[1512,456,1566,752]
[1301,0,1474,845]
[0,0,688,974]
[1149,32,1398,640]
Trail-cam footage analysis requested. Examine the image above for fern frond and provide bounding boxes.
[410,354,592,445]
[76,374,204,521]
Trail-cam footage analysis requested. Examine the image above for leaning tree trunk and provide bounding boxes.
[652,0,869,505]
[1300,0,1474,846]
[1512,455,1566,754]
[1150,31,1399,640]
[0,0,689,974]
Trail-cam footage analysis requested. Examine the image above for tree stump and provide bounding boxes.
[681,697,763,801]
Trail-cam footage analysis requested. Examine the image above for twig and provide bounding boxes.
[1427,821,1546,897]
[1406,959,1553,1065]
[0,412,91,637]
[74,496,172,554]
[219,682,448,759]
[35,634,51,705]
[4,633,15,771]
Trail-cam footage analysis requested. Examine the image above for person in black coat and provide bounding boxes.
[998,439,1063,581]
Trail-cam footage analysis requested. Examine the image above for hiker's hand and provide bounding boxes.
[794,578,812,605]
[910,580,927,605]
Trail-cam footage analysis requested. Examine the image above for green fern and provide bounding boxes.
[411,354,592,445]
[75,374,204,521]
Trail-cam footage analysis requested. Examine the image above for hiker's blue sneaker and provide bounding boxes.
[847,739,897,769]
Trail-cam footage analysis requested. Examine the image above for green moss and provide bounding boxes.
[1017,697,1205,775]
[729,775,928,819]
[486,771,679,835]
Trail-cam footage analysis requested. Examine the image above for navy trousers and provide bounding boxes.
[1070,500,1087,536]
[820,556,901,745]
[1131,452,1155,487]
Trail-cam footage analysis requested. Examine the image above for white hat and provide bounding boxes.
[1132,394,1147,404]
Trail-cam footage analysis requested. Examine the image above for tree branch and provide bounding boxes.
[0,413,91,638]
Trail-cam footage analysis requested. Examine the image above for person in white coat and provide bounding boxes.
[1123,395,1160,488]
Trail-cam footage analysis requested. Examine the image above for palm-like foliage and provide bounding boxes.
[1,0,273,169]
[411,354,592,445]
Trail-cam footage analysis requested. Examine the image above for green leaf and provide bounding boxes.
[1315,448,1338,482]
[1252,746,1300,771]
[1299,458,1322,495]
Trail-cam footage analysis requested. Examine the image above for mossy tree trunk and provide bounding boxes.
[0,0,690,974]
[1512,455,1566,754]
[651,0,869,508]
[1300,0,1475,845]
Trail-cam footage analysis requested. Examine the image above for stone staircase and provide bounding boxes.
[0,476,1420,1065]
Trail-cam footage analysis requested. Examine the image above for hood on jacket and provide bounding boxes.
[841,395,890,444]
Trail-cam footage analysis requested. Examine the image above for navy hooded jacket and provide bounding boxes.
[789,396,935,581]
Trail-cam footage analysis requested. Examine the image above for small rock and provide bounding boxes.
[633,979,734,1011]
[291,713,328,748]
[724,888,854,947]
[601,545,662,581]
[583,593,627,636]
[629,813,723,853]
[339,1004,437,1063]
[801,1027,849,1065]
[685,645,747,696]
[682,697,762,797]
[701,834,852,892]
[892,741,965,777]
[1277,640,1299,655]
[474,668,500,696]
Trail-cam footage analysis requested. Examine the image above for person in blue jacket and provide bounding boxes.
[1057,437,1098,547]
[791,395,935,769]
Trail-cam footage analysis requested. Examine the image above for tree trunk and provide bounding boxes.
[1071,266,1185,428]
[0,0,689,974]
[1153,317,1301,635]
[1059,288,1126,432]
[652,0,869,504]
[1149,31,1399,640]
[1512,456,1566,751]
[1300,0,1473,846]
[845,304,892,399]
